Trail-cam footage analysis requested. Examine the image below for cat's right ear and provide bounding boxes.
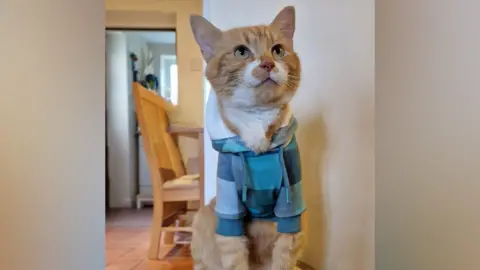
[190,15,222,61]
[271,6,296,40]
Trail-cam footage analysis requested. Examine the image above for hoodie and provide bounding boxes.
[206,90,306,236]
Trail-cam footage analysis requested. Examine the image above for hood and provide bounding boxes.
[206,91,297,154]
[206,90,293,141]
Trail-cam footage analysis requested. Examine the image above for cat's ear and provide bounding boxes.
[270,6,296,40]
[190,15,222,61]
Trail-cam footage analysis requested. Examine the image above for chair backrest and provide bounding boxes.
[133,83,186,187]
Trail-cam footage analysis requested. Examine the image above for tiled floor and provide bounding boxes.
[106,208,193,270]
[106,208,314,270]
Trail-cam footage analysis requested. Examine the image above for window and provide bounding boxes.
[160,55,178,105]
[170,64,178,105]
[204,79,211,105]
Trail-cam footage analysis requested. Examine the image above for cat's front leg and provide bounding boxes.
[271,232,305,270]
[215,234,250,270]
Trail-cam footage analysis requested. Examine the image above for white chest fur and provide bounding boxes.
[222,103,279,152]
[205,90,292,152]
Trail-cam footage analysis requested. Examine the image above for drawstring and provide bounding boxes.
[239,152,249,203]
[278,146,291,204]
[240,146,291,204]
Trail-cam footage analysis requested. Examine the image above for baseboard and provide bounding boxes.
[109,197,134,208]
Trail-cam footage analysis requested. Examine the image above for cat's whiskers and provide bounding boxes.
[284,81,299,89]
[226,77,245,86]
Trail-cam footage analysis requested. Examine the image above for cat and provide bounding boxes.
[191,199,306,270]
[190,6,306,270]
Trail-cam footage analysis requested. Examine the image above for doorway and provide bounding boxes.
[105,29,177,212]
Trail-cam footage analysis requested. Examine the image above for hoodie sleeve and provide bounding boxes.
[274,181,306,233]
[214,152,246,236]
[274,137,306,233]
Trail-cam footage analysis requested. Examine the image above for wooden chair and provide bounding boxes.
[133,83,204,260]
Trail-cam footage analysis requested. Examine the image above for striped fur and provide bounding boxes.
[191,6,301,153]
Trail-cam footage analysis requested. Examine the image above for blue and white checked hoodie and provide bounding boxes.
[206,91,306,237]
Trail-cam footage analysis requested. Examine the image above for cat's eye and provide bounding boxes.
[234,45,251,59]
[272,44,286,58]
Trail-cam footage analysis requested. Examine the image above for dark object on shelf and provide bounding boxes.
[130,53,138,62]
[145,74,159,90]
[133,70,138,82]
[130,53,139,82]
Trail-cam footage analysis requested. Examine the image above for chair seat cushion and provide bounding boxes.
[163,174,200,189]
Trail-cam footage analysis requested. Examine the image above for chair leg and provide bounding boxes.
[163,215,185,245]
[136,197,142,209]
[163,231,174,245]
[148,201,164,260]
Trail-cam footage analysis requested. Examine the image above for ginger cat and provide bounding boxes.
[191,6,301,153]
[191,199,306,270]
[190,6,306,270]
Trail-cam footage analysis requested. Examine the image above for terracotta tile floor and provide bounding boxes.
[106,208,193,270]
[106,208,315,270]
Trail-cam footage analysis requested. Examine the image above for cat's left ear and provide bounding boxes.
[190,15,222,61]
[270,6,296,40]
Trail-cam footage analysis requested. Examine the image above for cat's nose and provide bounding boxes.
[259,60,275,72]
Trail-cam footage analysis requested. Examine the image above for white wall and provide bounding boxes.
[203,1,374,270]
[0,0,104,269]
[149,42,177,80]
[106,32,136,208]
[376,1,480,269]
[125,32,150,81]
